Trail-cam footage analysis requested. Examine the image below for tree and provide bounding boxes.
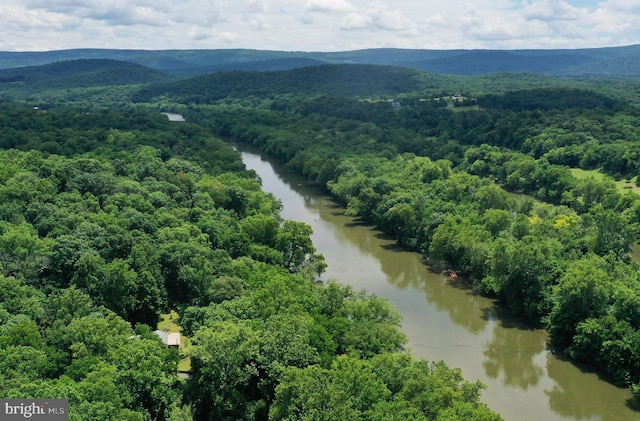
[189,321,260,421]
[341,294,407,358]
[586,204,638,258]
[398,360,489,420]
[548,256,612,349]
[107,338,180,420]
[570,315,640,384]
[0,223,52,285]
[474,184,512,211]
[429,216,491,272]
[482,209,512,237]
[0,315,44,349]
[275,220,317,273]
[0,346,55,394]
[269,356,391,421]
[257,313,320,398]
[48,234,93,288]
[383,202,418,247]
[208,275,246,304]
[59,312,132,361]
[0,274,45,323]
[499,237,562,319]
[242,214,280,248]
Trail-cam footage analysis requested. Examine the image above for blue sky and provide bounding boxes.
[567,0,601,8]
[1,0,639,51]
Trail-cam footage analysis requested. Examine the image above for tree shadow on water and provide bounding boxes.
[545,353,640,420]
[482,319,546,390]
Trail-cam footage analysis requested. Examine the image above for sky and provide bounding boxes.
[1,0,639,52]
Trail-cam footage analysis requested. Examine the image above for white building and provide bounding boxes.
[154,330,181,349]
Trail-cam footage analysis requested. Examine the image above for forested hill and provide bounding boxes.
[129,64,640,108]
[0,101,506,420]
[2,48,640,419]
[1,44,639,77]
[3,58,638,106]
[172,64,640,407]
[132,64,424,103]
[405,50,594,75]
[0,59,175,90]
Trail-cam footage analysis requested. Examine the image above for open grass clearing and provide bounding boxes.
[158,310,192,373]
[570,168,640,195]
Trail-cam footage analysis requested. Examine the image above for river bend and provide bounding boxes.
[238,146,638,421]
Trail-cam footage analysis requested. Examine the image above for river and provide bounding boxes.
[238,147,639,421]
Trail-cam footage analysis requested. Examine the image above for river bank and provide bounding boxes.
[237,144,639,421]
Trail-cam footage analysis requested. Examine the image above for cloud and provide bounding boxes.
[23,0,222,27]
[246,0,268,13]
[341,2,415,32]
[522,0,584,21]
[341,13,370,30]
[249,14,270,31]
[2,0,639,52]
[418,0,635,48]
[454,5,526,42]
[599,0,640,13]
[305,0,354,13]
[217,32,240,43]
[589,1,640,39]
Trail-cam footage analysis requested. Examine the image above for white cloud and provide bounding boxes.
[23,0,222,27]
[341,2,415,32]
[217,31,241,43]
[522,0,584,21]
[1,0,639,51]
[305,0,354,13]
[246,0,268,13]
[341,13,370,30]
[454,5,525,41]
[249,14,270,30]
[599,0,640,13]
[369,2,414,31]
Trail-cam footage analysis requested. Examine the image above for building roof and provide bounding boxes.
[154,330,181,347]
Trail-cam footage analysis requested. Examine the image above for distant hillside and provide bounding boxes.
[477,87,621,111]
[2,59,636,106]
[132,64,423,103]
[201,57,328,74]
[0,49,328,77]
[0,59,175,90]
[1,45,639,78]
[402,51,595,75]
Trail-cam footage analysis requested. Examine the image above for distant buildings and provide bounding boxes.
[154,330,181,349]
[162,112,186,122]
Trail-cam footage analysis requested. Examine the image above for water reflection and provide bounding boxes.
[238,146,639,421]
[483,319,546,390]
[325,211,494,336]
[422,277,491,335]
[545,354,640,421]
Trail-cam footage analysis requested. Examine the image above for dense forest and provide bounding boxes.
[2,55,640,419]
[0,102,502,420]
[174,79,640,400]
[0,59,175,89]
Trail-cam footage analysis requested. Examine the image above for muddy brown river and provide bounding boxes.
[239,147,639,421]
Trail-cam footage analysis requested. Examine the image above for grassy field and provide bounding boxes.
[570,168,640,195]
[570,169,640,264]
[158,310,192,372]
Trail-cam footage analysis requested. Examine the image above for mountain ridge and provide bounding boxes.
[1,45,639,78]
[0,58,176,90]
